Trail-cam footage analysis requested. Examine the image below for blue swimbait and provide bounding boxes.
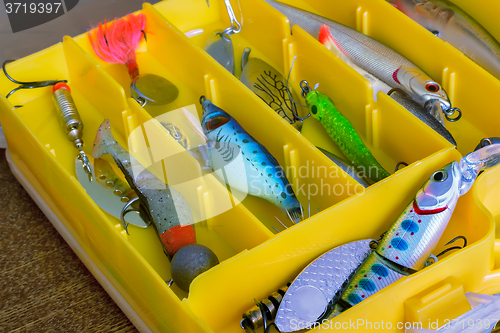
[200,96,302,222]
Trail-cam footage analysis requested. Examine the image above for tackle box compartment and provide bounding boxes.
[1,0,500,331]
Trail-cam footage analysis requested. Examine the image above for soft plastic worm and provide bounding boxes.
[305,90,390,182]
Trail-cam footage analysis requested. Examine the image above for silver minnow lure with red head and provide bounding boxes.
[275,144,500,332]
[263,0,460,121]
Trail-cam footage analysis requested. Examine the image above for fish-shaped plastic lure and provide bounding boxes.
[275,143,500,331]
[200,96,302,222]
[394,0,500,80]
[303,86,390,182]
[92,120,196,257]
[264,0,460,122]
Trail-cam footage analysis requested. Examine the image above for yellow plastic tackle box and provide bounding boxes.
[1,0,500,331]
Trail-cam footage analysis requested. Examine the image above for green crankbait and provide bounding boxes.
[299,81,390,182]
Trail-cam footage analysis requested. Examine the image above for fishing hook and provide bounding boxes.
[444,107,462,122]
[220,0,242,40]
[395,161,409,172]
[2,60,67,101]
[285,56,310,121]
[436,235,467,257]
[120,196,141,235]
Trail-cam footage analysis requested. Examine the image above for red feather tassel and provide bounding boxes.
[88,13,146,80]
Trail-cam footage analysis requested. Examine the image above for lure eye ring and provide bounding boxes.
[199,95,206,104]
[431,170,448,182]
[300,80,311,98]
[444,107,462,122]
[425,82,440,93]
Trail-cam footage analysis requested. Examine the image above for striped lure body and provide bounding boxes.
[200,97,302,221]
[264,0,454,113]
[304,90,390,182]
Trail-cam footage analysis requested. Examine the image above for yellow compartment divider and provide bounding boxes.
[1,0,500,331]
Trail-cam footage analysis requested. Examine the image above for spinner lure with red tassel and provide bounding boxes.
[88,13,179,106]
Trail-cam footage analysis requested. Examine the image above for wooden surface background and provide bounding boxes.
[0,149,139,332]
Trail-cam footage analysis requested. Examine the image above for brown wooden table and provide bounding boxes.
[0,149,139,332]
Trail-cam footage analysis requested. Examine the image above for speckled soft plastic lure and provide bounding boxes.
[92,119,197,258]
[301,82,390,182]
[200,96,302,222]
[92,119,219,292]
[275,143,500,332]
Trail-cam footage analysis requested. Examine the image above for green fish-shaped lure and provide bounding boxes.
[303,85,390,182]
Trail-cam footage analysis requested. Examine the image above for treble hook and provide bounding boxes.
[395,161,409,172]
[436,235,467,257]
[2,60,67,102]
[120,196,141,235]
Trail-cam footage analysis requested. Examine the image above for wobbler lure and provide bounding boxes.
[88,13,178,106]
[200,96,303,223]
[299,81,390,182]
[272,143,500,332]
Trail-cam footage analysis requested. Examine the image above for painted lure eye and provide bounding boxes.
[311,105,318,115]
[431,170,448,182]
[206,116,229,130]
[425,83,440,93]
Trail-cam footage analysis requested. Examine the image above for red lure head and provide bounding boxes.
[88,13,146,79]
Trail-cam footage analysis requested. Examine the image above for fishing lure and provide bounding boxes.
[92,119,218,292]
[204,0,241,75]
[316,25,457,145]
[263,0,461,124]
[272,143,500,331]
[200,96,302,223]
[240,48,302,130]
[88,13,179,106]
[394,0,500,81]
[388,89,456,146]
[299,81,390,182]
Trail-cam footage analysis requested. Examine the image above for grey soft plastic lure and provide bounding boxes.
[240,48,302,130]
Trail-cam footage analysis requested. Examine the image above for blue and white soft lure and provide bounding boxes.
[200,96,302,222]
